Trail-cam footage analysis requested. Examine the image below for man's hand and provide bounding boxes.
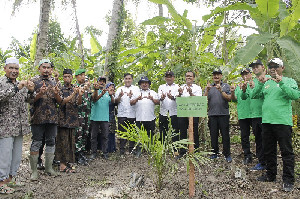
[160,91,166,101]
[39,81,48,94]
[230,84,236,93]
[78,87,84,96]
[128,90,133,98]
[249,80,255,89]
[205,81,212,92]
[53,70,59,82]
[26,79,35,92]
[119,89,124,98]
[271,70,282,83]
[178,87,183,96]
[52,84,60,95]
[108,87,115,96]
[18,80,27,90]
[187,86,193,96]
[148,92,153,100]
[241,81,248,93]
[215,83,222,92]
[258,76,270,83]
[167,90,173,100]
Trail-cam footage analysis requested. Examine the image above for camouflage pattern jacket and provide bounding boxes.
[0,76,32,138]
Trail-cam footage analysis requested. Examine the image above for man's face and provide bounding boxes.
[98,79,106,89]
[39,63,53,78]
[165,75,175,85]
[63,74,73,85]
[251,64,265,76]
[140,81,149,90]
[75,73,85,84]
[124,75,133,87]
[241,72,252,81]
[212,73,222,84]
[185,72,194,85]
[4,64,19,80]
[268,63,284,78]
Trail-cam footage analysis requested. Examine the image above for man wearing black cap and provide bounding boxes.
[90,76,114,160]
[245,60,268,171]
[158,71,179,141]
[54,69,84,173]
[252,58,299,192]
[131,76,159,144]
[29,59,61,180]
[231,68,253,165]
[204,69,232,163]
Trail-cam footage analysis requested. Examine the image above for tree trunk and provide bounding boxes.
[35,0,51,66]
[104,0,124,81]
[72,0,84,69]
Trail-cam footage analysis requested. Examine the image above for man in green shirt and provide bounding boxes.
[253,58,300,192]
[248,60,267,171]
[231,68,253,165]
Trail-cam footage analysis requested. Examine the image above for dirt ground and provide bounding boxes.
[2,130,300,199]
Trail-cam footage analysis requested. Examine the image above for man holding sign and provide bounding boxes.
[204,69,232,163]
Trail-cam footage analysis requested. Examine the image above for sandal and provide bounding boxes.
[0,184,15,194]
[60,166,76,173]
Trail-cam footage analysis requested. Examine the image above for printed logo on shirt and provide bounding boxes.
[265,85,270,89]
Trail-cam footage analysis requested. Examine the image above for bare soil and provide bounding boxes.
[2,131,299,199]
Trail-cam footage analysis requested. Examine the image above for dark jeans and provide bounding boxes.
[208,115,230,157]
[238,118,252,158]
[30,124,57,153]
[136,120,156,138]
[178,117,199,155]
[118,117,136,153]
[90,121,109,154]
[159,114,179,142]
[252,118,264,165]
[262,123,295,184]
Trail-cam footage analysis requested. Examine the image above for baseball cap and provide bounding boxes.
[268,58,283,68]
[212,69,222,74]
[249,60,263,67]
[39,59,52,66]
[5,57,19,65]
[75,69,86,76]
[97,76,106,83]
[138,76,151,85]
[165,71,175,77]
[240,68,251,75]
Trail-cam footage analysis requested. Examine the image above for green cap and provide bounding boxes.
[75,68,86,76]
[39,59,51,66]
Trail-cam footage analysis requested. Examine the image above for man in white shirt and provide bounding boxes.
[115,73,139,155]
[130,76,159,139]
[177,71,202,157]
[158,71,179,141]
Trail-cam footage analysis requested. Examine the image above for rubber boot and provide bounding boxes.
[45,153,58,176]
[29,154,39,181]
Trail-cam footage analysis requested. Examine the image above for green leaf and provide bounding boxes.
[232,33,276,65]
[202,3,257,22]
[256,0,279,18]
[280,0,300,37]
[19,56,28,64]
[278,0,289,20]
[277,36,300,75]
[90,31,102,54]
[148,0,192,30]
[30,33,37,62]
[142,16,170,25]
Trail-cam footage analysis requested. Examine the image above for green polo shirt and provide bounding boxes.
[90,90,111,122]
[234,86,251,120]
[251,77,299,126]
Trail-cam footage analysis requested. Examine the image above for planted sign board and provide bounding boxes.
[177,96,207,117]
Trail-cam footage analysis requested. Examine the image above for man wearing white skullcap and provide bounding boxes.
[0,58,34,194]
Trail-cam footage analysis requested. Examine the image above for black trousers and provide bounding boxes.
[178,117,199,155]
[238,118,252,158]
[252,118,265,165]
[208,115,230,157]
[159,114,179,142]
[136,120,156,138]
[118,117,136,153]
[262,123,294,184]
[90,121,109,154]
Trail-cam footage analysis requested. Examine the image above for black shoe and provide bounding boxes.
[103,153,109,160]
[257,174,276,182]
[89,153,98,160]
[243,157,252,165]
[283,183,294,192]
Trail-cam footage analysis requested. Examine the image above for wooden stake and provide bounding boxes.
[188,117,195,198]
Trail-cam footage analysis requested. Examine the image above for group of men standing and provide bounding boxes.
[0,56,299,194]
